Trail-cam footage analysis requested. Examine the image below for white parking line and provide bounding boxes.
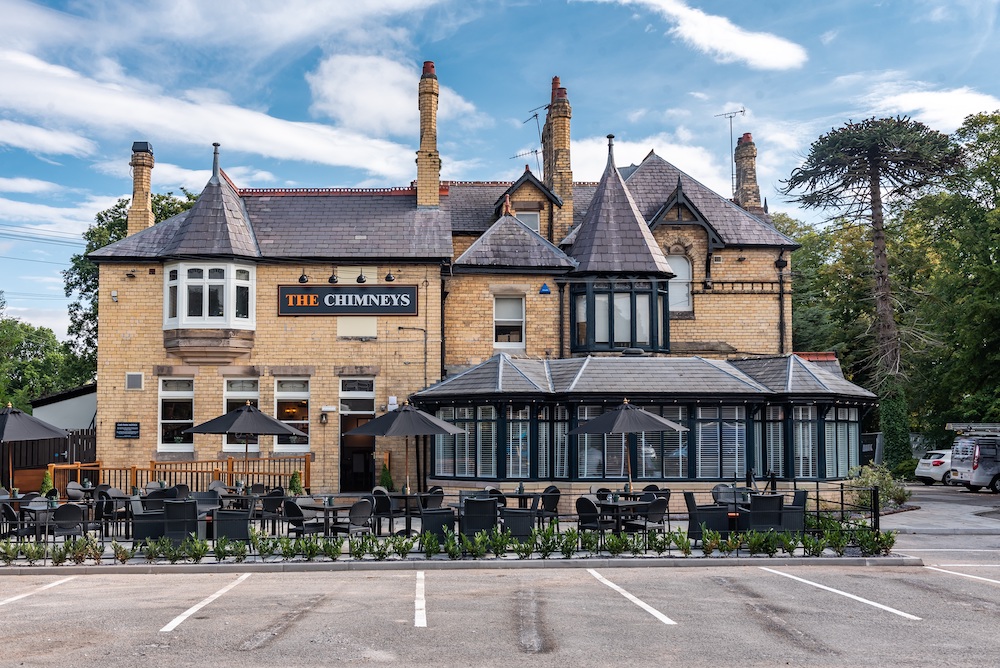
[160,573,251,632]
[0,576,75,606]
[925,566,1000,584]
[415,571,427,628]
[759,567,921,620]
[588,569,676,625]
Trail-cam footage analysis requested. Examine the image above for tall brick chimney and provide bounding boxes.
[126,141,155,237]
[734,132,764,214]
[416,61,441,208]
[542,76,573,242]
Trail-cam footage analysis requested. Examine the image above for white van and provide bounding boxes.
[948,423,1000,493]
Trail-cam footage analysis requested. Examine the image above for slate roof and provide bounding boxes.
[729,356,877,399]
[626,152,797,248]
[454,213,577,272]
[415,353,776,400]
[569,142,673,276]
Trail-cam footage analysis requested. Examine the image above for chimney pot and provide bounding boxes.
[422,61,436,77]
[131,141,153,155]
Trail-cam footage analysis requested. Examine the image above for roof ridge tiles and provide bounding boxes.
[694,356,769,392]
[566,356,592,393]
[237,186,420,197]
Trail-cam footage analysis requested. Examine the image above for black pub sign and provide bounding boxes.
[278,285,418,316]
[115,422,140,439]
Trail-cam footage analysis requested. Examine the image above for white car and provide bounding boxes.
[915,449,953,485]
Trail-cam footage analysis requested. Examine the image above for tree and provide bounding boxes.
[63,191,196,373]
[780,117,961,468]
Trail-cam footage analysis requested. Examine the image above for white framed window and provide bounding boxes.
[340,378,375,414]
[125,372,144,390]
[516,211,540,233]
[494,296,525,348]
[667,255,692,311]
[223,379,260,453]
[793,406,818,478]
[506,406,531,479]
[164,262,255,330]
[159,378,194,452]
[274,378,309,452]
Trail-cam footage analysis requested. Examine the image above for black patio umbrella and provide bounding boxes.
[184,401,307,460]
[345,403,465,492]
[568,399,689,489]
[1,403,70,491]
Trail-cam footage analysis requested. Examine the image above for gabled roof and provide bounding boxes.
[454,213,576,272]
[493,168,562,214]
[569,139,673,276]
[729,355,876,399]
[626,152,797,249]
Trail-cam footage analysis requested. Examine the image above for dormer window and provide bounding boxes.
[164,262,255,329]
[516,211,540,233]
[570,279,669,353]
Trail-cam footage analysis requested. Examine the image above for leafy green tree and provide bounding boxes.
[780,117,961,467]
[63,190,196,372]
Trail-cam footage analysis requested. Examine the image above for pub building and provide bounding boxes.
[89,62,875,495]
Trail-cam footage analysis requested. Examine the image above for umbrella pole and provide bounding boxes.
[405,436,410,494]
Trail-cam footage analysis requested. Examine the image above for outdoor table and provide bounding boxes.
[597,499,647,533]
[504,491,539,510]
[21,502,55,540]
[387,492,426,534]
[297,500,354,536]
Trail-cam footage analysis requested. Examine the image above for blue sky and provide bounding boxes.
[2,0,999,341]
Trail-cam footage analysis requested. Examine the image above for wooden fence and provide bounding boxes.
[48,456,310,495]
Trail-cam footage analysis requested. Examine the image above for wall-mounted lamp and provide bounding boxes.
[110,290,119,303]
[357,271,367,284]
[298,269,309,284]
[539,283,551,295]
[774,258,788,270]
[384,270,396,282]
[125,270,136,279]
[319,412,328,424]
[737,255,747,262]
[328,267,338,284]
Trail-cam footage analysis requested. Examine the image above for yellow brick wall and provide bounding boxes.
[95,263,443,491]
[443,273,562,371]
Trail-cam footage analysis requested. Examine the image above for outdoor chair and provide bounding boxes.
[683,490,730,544]
[537,485,561,527]
[142,486,179,511]
[624,497,670,542]
[642,484,660,492]
[190,490,222,518]
[96,488,130,537]
[418,506,455,544]
[44,488,59,500]
[66,481,85,501]
[163,499,202,544]
[711,483,751,509]
[500,507,535,540]
[461,497,498,537]
[486,487,507,507]
[372,489,395,535]
[782,489,808,533]
[283,499,325,537]
[575,495,615,539]
[737,494,784,533]
[130,497,165,541]
[48,503,95,539]
[248,483,266,496]
[1,503,33,540]
[213,508,252,542]
[173,483,191,500]
[254,488,285,533]
[208,480,229,494]
[422,486,444,509]
[331,498,374,538]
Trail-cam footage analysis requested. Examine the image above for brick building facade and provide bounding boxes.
[90,62,874,493]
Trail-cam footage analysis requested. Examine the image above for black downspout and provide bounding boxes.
[440,273,448,379]
[775,253,787,355]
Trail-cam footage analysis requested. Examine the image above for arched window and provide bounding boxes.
[667,255,692,311]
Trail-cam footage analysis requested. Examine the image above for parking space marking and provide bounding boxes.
[925,567,1000,584]
[160,573,251,633]
[0,576,75,606]
[587,569,676,625]
[415,571,426,628]
[759,568,921,620]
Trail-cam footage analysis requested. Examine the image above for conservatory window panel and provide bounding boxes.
[613,294,631,347]
[506,406,531,479]
[477,406,497,479]
[594,294,609,344]
[553,406,569,478]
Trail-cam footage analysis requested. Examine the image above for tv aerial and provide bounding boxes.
[509,104,547,175]
[715,106,745,198]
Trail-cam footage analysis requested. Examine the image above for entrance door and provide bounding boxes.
[341,415,375,492]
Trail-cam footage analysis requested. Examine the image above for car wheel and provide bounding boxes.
[942,471,952,486]
[920,478,934,486]
[991,477,1000,494]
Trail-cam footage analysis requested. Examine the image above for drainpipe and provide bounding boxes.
[558,281,566,358]
[775,253,787,354]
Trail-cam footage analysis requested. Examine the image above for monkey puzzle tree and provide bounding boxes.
[780,116,961,467]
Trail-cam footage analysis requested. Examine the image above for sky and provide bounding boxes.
[2,0,1000,342]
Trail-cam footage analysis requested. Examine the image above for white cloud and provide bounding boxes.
[688,91,709,101]
[307,55,490,138]
[3,304,69,341]
[872,87,1000,132]
[0,119,98,157]
[820,30,838,45]
[590,0,807,70]
[572,132,730,194]
[0,49,417,182]
[0,194,119,236]
[0,177,61,194]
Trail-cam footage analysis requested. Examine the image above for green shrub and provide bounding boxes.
[605,532,629,557]
[801,532,828,557]
[287,470,304,496]
[21,541,46,565]
[50,543,68,566]
[442,528,462,560]
[745,530,768,556]
[349,535,369,560]
[421,531,441,559]
[628,532,646,556]
[580,530,600,556]
[182,536,210,563]
[777,532,800,556]
[111,540,137,564]
[389,534,415,559]
[321,536,344,560]
[512,539,534,559]
[824,528,850,557]
[214,536,231,561]
[893,458,919,481]
[39,470,54,497]
[301,536,325,561]
[720,532,742,556]
[488,525,512,557]
[370,537,391,561]
[671,530,692,556]
[560,528,579,558]
[849,463,911,508]
[700,525,721,556]
[536,524,559,559]
[378,464,395,492]
[230,540,248,563]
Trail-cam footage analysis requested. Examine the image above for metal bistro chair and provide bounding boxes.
[460,497,498,537]
[624,496,670,543]
[537,485,561,528]
[331,498,374,538]
[575,496,615,545]
[372,488,396,535]
[283,499,325,537]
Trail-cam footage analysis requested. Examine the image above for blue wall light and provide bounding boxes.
[539,283,551,295]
